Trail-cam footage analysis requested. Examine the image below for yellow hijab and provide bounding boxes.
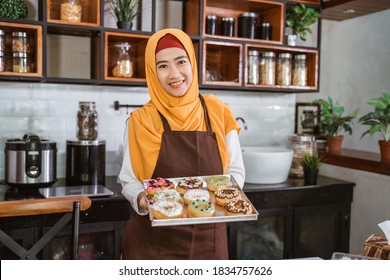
[128,28,239,180]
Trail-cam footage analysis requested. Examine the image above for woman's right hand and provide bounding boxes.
[137,192,149,210]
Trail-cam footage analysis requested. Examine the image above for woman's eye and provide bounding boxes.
[158,64,167,69]
[178,59,187,65]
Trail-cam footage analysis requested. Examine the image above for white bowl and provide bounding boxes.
[242,146,293,184]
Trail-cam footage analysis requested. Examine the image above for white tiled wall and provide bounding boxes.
[0,82,295,180]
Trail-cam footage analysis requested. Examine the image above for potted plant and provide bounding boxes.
[359,90,390,161]
[313,96,359,153]
[285,3,321,46]
[301,152,321,185]
[0,0,28,19]
[105,0,139,30]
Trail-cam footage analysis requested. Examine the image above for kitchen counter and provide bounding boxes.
[0,175,355,259]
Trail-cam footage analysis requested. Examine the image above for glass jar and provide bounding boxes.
[293,54,307,86]
[260,51,275,85]
[206,15,217,35]
[112,42,134,78]
[221,17,234,37]
[288,134,317,178]
[13,52,29,73]
[12,32,28,53]
[0,29,5,52]
[77,101,98,140]
[0,50,4,72]
[276,53,292,86]
[248,50,260,85]
[60,0,82,22]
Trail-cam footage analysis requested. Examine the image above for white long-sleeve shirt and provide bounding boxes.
[118,128,245,215]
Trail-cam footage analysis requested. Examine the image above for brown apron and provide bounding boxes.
[121,95,228,260]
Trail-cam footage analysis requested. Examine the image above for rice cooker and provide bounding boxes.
[5,133,57,188]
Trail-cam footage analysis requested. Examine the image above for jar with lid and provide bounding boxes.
[206,15,217,35]
[292,54,307,86]
[259,22,272,40]
[276,53,292,86]
[260,51,275,85]
[221,17,234,37]
[288,134,317,178]
[12,32,28,53]
[0,29,5,52]
[0,50,4,72]
[60,0,82,22]
[248,50,260,85]
[238,12,258,39]
[77,101,98,140]
[112,42,134,78]
[13,52,30,73]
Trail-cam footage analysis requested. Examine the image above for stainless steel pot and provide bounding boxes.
[5,133,57,188]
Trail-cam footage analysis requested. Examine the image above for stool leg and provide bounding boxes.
[71,201,81,260]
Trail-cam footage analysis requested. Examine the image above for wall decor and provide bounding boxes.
[295,102,320,135]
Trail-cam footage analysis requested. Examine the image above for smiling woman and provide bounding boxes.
[118,28,245,260]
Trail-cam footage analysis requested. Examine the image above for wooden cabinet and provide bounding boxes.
[184,0,321,92]
[0,0,321,92]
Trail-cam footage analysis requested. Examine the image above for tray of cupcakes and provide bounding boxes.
[143,174,258,227]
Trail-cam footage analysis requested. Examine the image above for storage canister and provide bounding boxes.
[61,0,82,22]
[221,17,235,37]
[248,50,260,85]
[0,50,4,72]
[238,12,257,39]
[206,15,217,35]
[276,53,292,86]
[0,29,5,51]
[112,42,134,78]
[260,51,275,85]
[77,101,98,140]
[12,31,28,52]
[259,22,272,40]
[288,134,317,178]
[13,51,29,73]
[293,54,307,86]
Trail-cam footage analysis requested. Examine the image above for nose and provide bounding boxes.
[168,65,181,79]
[236,117,248,130]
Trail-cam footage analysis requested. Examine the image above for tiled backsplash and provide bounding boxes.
[0,82,295,180]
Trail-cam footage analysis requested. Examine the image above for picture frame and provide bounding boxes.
[295,102,321,135]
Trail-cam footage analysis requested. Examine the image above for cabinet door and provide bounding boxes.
[42,221,126,260]
[292,203,351,259]
[228,208,293,260]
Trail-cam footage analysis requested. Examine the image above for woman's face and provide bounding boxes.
[155,47,193,97]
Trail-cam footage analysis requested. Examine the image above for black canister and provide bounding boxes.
[221,17,235,37]
[206,15,217,35]
[259,22,272,40]
[66,140,106,186]
[238,12,258,39]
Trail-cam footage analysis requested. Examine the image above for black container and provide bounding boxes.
[66,140,106,186]
[206,15,217,35]
[259,22,272,40]
[221,17,235,37]
[238,12,258,39]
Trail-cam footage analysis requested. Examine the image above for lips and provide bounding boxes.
[169,80,184,88]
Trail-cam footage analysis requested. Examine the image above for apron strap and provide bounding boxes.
[158,94,213,132]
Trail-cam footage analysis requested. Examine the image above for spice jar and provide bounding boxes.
[13,51,29,73]
[248,50,260,85]
[12,32,28,53]
[61,0,82,22]
[112,42,134,78]
[288,134,317,178]
[260,51,275,85]
[206,15,217,35]
[221,17,234,37]
[293,54,307,86]
[0,29,5,52]
[77,101,98,140]
[0,50,4,72]
[238,12,258,39]
[276,53,292,86]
